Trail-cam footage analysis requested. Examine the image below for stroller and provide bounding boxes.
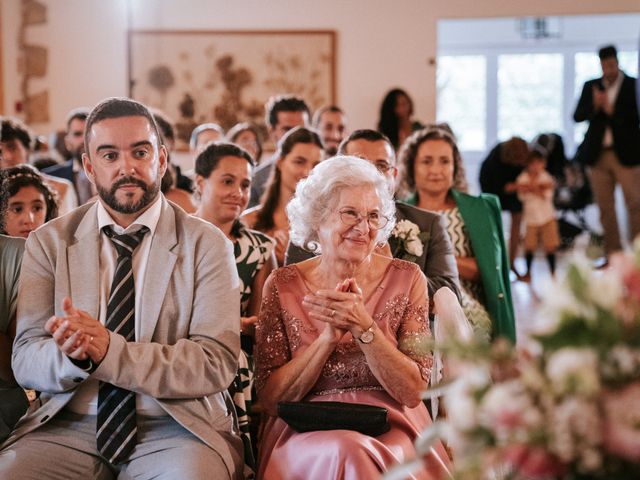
[532,133,601,251]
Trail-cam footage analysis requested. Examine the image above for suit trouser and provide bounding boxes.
[588,148,640,254]
[0,409,232,479]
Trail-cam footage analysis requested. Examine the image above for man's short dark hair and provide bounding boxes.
[1,117,32,150]
[84,97,162,153]
[265,95,310,128]
[312,105,344,128]
[65,107,90,131]
[337,129,392,155]
[598,45,618,61]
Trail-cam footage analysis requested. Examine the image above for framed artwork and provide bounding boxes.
[128,29,336,150]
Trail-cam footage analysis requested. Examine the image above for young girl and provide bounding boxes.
[516,148,560,281]
[0,164,58,238]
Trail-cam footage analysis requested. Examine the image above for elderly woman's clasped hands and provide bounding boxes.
[303,278,373,341]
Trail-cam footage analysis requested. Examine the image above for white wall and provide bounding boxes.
[2,0,129,130]
[2,0,639,135]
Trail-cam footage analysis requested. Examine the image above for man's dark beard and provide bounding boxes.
[96,176,159,214]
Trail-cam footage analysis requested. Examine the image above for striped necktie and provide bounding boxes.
[97,226,149,464]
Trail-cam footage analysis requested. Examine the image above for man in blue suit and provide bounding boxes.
[44,108,95,205]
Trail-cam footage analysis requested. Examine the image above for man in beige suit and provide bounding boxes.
[0,98,243,478]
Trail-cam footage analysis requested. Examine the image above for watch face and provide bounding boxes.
[359,329,374,344]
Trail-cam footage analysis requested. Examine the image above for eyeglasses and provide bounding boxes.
[338,208,389,230]
[373,162,396,174]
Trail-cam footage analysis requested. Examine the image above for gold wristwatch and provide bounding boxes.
[358,321,375,344]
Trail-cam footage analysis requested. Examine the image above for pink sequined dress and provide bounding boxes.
[254,259,452,480]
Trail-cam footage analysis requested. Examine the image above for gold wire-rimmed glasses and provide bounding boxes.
[338,208,389,230]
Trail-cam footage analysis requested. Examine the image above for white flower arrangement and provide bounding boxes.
[386,238,640,480]
[391,219,428,261]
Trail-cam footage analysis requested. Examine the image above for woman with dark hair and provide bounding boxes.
[377,88,424,150]
[398,127,516,343]
[479,137,529,276]
[0,164,58,238]
[227,122,263,166]
[241,126,324,266]
[0,233,28,441]
[193,141,277,472]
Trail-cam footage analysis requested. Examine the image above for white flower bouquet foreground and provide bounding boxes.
[390,239,640,480]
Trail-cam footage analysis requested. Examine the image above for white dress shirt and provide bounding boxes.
[67,194,167,416]
[602,71,624,148]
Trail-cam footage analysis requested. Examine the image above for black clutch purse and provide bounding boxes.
[277,401,390,437]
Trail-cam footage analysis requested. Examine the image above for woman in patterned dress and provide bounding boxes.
[194,142,277,473]
[254,156,452,480]
[397,127,516,343]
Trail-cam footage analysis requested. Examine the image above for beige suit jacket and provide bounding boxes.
[4,197,242,476]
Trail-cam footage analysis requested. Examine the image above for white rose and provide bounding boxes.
[550,397,601,463]
[587,270,623,311]
[405,238,424,257]
[405,221,420,236]
[443,369,490,432]
[446,392,477,432]
[546,348,600,397]
[392,221,408,239]
[606,345,639,377]
[394,219,419,238]
[535,279,596,333]
[478,380,543,444]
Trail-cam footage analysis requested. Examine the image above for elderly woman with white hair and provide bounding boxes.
[254,156,452,479]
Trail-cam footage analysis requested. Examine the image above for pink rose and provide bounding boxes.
[496,408,525,429]
[602,383,640,462]
[623,269,640,304]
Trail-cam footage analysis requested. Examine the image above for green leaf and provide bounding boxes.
[566,263,589,302]
[535,308,624,353]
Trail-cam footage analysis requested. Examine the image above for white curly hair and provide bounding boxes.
[286,155,396,253]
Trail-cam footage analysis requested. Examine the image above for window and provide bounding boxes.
[436,55,486,151]
[497,54,563,141]
[436,49,638,155]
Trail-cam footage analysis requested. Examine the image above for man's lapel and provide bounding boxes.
[68,203,101,318]
[139,198,178,342]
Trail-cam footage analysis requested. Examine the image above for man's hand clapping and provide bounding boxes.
[44,297,110,365]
